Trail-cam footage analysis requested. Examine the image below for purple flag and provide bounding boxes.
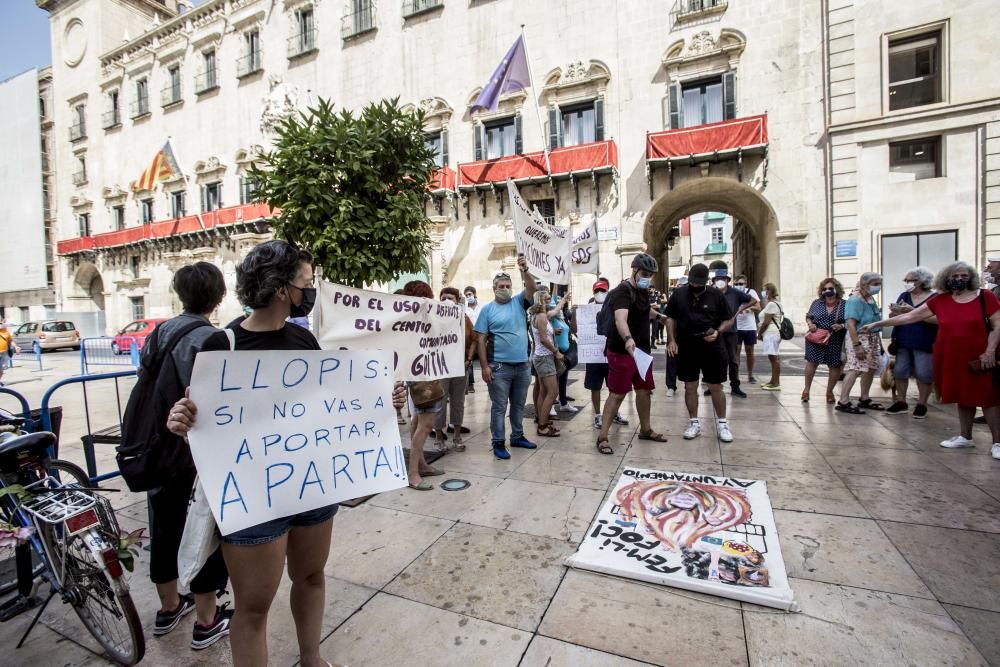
[470,35,531,113]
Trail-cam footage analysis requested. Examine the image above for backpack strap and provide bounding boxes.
[143,320,213,372]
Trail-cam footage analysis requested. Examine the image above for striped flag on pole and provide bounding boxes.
[132,140,179,191]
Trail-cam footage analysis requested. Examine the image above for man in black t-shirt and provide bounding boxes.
[665,263,735,443]
[596,254,667,454]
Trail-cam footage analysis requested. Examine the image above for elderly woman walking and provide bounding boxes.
[802,278,848,403]
[884,267,937,418]
[836,272,885,414]
[864,262,1000,460]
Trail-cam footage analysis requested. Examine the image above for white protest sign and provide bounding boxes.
[314,282,465,382]
[187,349,406,536]
[570,217,599,274]
[567,468,798,611]
[507,179,571,285]
[575,303,607,364]
[632,348,654,379]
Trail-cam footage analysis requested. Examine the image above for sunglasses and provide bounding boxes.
[734,283,746,287]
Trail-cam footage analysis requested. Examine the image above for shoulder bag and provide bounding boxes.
[409,379,444,409]
[804,302,832,345]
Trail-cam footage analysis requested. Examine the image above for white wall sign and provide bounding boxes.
[187,349,406,536]
[508,179,572,285]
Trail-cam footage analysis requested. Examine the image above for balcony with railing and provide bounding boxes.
[130,96,150,119]
[72,170,88,186]
[675,0,728,22]
[704,242,728,254]
[194,70,219,94]
[161,83,182,107]
[237,50,264,77]
[288,29,318,58]
[403,0,443,19]
[431,167,456,192]
[342,3,376,40]
[646,115,768,164]
[457,140,619,188]
[69,122,87,142]
[102,109,121,129]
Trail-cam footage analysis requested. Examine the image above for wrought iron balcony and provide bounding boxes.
[101,109,121,129]
[161,83,182,107]
[237,50,263,77]
[705,242,728,254]
[69,122,87,142]
[194,70,219,94]
[288,29,318,57]
[342,3,376,39]
[403,0,442,19]
[72,170,87,186]
[130,97,150,119]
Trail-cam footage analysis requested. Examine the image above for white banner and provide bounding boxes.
[188,350,406,536]
[507,180,571,285]
[575,303,607,364]
[570,217,599,274]
[314,282,466,382]
[567,468,799,611]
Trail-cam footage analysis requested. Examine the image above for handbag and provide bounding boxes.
[409,380,444,409]
[177,477,221,589]
[563,338,578,371]
[805,329,831,345]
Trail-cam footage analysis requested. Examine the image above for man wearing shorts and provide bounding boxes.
[732,274,761,383]
[666,263,736,443]
[595,254,665,455]
[583,278,629,430]
[712,268,757,398]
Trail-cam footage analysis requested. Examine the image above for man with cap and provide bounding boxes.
[705,266,757,398]
[985,257,1000,300]
[665,262,736,442]
[582,278,630,430]
[595,254,667,455]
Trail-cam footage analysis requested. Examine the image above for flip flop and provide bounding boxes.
[421,467,445,477]
[637,430,668,442]
[596,437,613,455]
[408,480,434,491]
[537,424,561,437]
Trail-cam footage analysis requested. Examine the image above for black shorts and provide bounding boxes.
[676,340,728,385]
[584,363,609,391]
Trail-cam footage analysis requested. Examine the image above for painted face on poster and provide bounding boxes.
[187,349,406,535]
[507,179,571,285]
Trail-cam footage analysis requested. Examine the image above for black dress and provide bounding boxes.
[804,298,846,368]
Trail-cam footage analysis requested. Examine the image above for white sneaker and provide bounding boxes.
[559,403,579,413]
[666,389,676,398]
[717,421,733,443]
[593,415,603,430]
[683,420,702,440]
[939,435,975,449]
[992,443,1000,460]
[549,405,558,417]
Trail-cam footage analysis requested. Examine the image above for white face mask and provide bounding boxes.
[715,280,727,290]
[594,292,607,304]
[903,281,916,292]
[762,290,769,300]
[465,295,476,305]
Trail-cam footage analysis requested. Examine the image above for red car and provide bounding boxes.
[112,318,168,354]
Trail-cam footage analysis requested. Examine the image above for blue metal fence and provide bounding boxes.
[79,336,141,375]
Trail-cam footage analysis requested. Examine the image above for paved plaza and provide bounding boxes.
[1,350,999,666]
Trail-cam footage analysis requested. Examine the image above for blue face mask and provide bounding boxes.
[637,277,652,290]
[869,286,881,295]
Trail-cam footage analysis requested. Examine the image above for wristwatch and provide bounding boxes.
[624,335,633,342]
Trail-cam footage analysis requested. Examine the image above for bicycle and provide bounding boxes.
[0,413,145,665]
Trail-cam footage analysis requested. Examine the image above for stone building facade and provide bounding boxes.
[36,0,1000,332]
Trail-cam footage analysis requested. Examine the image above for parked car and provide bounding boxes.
[13,321,81,352]
[112,318,168,354]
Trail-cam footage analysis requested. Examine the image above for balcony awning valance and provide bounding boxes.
[646,115,767,163]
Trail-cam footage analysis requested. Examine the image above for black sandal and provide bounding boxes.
[858,399,884,410]
[537,424,561,437]
[596,437,613,455]
[835,401,865,414]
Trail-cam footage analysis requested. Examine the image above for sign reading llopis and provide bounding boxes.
[567,468,799,611]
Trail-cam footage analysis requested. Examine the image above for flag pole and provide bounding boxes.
[520,25,552,179]
[166,135,205,230]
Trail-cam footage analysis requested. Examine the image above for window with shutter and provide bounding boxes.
[441,129,449,167]
[548,107,561,150]
[668,84,683,129]
[473,124,483,160]
[514,115,523,154]
[594,99,605,141]
[723,71,736,120]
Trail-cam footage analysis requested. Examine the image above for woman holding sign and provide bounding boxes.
[531,289,564,437]
[167,241,339,667]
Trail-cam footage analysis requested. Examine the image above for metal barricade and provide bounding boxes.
[0,387,35,428]
[79,336,141,375]
[39,370,136,484]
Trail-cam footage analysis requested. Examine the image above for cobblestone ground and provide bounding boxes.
[2,348,998,666]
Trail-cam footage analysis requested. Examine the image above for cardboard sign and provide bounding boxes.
[567,468,799,611]
[187,350,406,536]
[313,282,466,382]
[508,180,571,285]
[570,218,599,274]
[575,303,607,364]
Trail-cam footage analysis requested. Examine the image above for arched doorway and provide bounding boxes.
[644,177,778,292]
[72,263,106,311]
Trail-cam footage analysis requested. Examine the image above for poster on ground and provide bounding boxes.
[188,349,406,535]
[575,303,606,364]
[507,179,572,285]
[567,468,799,611]
[313,282,466,382]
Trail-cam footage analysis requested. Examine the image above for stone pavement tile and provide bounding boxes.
[721,441,834,473]
[386,524,573,631]
[625,436,721,464]
[619,456,724,477]
[435,438,536,479]
[901,423,998,452]
[943,604,1000,667]
[722,465,869,518]
[511,449,623,491]
[5,620,106,666]
[368,471,503,521]
[878,521,1000,612]
[325,504,454,589]
[538,429,633,457]
[744,578,988,666]
[521,635,652,666]
[718,419,812,444]
[926,452,1000,500]
[540,570,746,666]
[844,475,1000,532]
[773,510,933,598]
[320,592,529,666]
[797,421,916,449]
[781,406,859,424]
[459,478,605,542]
[816,446,964,483]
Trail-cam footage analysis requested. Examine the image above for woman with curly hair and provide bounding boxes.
[801,277,848,403]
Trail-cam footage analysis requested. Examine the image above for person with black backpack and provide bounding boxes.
[122,262,232,649]
[756,282,787,393]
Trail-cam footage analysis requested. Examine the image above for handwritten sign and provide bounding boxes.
[313,282,466,382]
[508,179,571,285]
[567,468,798,611]
[575,303,607,364]
[187,350,406,536]
[570,217,599,274]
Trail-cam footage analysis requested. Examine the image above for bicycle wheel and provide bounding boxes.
[34,463,145,665]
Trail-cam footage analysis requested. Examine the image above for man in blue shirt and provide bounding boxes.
[475,254,539,459]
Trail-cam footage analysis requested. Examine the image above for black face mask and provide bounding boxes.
[288,284,317,317]
[690,284,707,294]
[946,277,970,293]
[822,289,836,298]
